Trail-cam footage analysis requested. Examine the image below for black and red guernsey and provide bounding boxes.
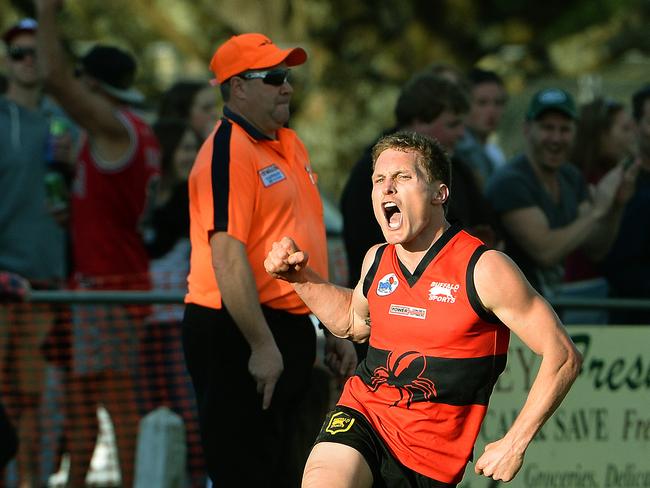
[338,224,510,484]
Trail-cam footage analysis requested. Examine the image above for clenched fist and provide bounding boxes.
[264,237,309,282]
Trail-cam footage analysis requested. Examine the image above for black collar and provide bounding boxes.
[223,106,273,141]
[397,222,463,287]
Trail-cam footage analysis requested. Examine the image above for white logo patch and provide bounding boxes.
[428,281,460,303]
[539,88,568,104]
[259,164,286,187]
[376,273,399,296]
[389,304,427,320]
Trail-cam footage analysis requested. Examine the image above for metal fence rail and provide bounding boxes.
[549,297,650,310]
[28,290,184,304]
[27,290,650,311]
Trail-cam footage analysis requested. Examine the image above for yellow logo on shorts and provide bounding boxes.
[325,412,355,435]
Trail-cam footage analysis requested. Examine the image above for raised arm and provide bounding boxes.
[472,250,582,482]
[36,0,130,157]
[264,237,373,342]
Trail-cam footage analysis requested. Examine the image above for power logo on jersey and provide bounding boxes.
[389,304,427,320]
[377,273,399,296]
[428,281,460,303]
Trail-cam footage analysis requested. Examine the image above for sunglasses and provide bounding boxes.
[8,46,37,61]
[239,68,291,86]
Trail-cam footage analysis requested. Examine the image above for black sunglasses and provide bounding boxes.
[239,68,291,86]
[8,46,37,61]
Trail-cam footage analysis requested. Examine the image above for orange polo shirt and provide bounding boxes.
[185,107,328,313]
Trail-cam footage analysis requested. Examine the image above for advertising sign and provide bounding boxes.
[461,327,650,488]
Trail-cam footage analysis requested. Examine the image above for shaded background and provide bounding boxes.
[2,0,649,199]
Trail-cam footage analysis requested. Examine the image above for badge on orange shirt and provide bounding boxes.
[258,164,286,187]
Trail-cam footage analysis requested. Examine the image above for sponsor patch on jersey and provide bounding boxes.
[389,304,427,320]
[376,273,399,296]
[428,281,460,303]
[258,164,286,187]
[325,411,355,435]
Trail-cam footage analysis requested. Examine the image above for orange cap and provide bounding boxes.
[209,33,307,84]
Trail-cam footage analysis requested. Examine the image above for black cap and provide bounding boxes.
[526,88,577,121]
[80,45,144,104]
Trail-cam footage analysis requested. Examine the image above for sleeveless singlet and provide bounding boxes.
[338,224,510,484]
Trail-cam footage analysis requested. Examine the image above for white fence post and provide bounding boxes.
[134,406,187,488]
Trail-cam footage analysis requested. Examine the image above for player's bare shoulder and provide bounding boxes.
[473,249,532,312]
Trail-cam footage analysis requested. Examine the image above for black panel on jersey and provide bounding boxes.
[363,244,388,297]
[211,118,232,232]
[356,345,506,407]
[466,245,501,324]
[397,223,462,287]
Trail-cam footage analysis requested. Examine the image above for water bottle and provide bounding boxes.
[44,116,69,212]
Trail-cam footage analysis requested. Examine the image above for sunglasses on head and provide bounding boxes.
[8,46,37,61]
[239,68,291,86]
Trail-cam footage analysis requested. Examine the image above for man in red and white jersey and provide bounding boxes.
[265,131,582,487]
[35,1,160,486]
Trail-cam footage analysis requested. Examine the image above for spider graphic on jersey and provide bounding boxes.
[369,350,437,408]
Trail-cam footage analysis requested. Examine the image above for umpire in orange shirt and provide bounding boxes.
[182,33,357,486]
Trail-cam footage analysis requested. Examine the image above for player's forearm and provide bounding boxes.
[292,268,359,340]
[502,346,582,454]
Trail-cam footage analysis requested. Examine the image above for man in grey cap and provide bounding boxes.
[485,88,637,296]
[35,1,160,486]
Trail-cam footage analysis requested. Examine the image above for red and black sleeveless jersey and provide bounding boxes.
[72,109,160,282]
[337,224,510,484]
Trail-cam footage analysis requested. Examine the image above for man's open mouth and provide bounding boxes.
[383,202,402,229]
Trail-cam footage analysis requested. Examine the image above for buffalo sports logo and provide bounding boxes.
[377,273,399,296]
[428,281,460,303]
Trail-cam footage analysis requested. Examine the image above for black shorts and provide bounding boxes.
[315,406,456,488]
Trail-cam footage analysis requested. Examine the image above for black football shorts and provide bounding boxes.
[314,406,456,488]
